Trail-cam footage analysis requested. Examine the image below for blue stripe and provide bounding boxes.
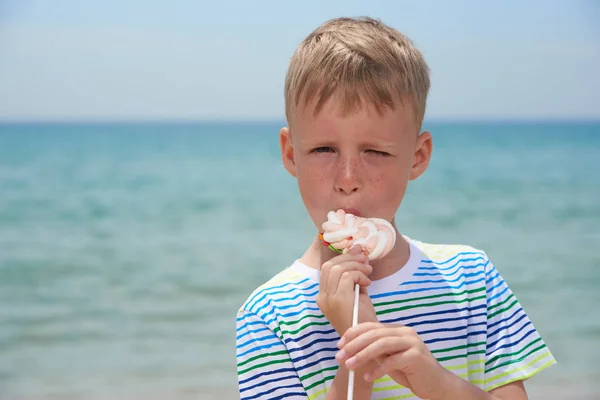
[237,332,279,351]
[284,328,337,345]
[238,367,297,386]
[417,320,487,337]
[240,374,300,393]
[419,257,487,273]
[487,314,531,348]
[413,262,485,277]
[385,304,487,325]
[243,277,312,311]
[371,277,487,299]
[274,306,322,320]
[422,252,486,266]
[488,313,528,342]
[296,355,336,372]
[486,277,505,295]
[251,302,323,334]
[424,329,487,345]
[254,291,318,319]
[271,393,308,400]
[406,270,484,285]
[485,271,501,285]
[237,338,282,357]
[487,285,510,304]
[487,307,523,332]
[242,383,306,400]
[486,326,537,356]
[288,337,339,355]
[236,326,271,342]
[290,346,338,365]
[247,282,319,312]
[237,320,264,332]
[385,311,488,329]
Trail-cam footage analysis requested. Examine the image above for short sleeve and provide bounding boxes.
[483,256,557,391]
[236,310,308,399]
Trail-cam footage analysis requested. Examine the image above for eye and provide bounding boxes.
[367,149,391,156]
[312,147,335,153]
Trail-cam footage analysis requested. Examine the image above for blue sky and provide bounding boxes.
[0,0,598,121]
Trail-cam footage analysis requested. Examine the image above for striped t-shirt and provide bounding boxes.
[236,238,556,399]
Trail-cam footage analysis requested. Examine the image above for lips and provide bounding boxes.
[338,208,362,217]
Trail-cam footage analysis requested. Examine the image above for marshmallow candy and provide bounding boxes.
[319,209,396,260]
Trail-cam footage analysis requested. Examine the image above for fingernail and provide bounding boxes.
[337,337,345,348]
[346,356,356,368]
[335,350,346,361]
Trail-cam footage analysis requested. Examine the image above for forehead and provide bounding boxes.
[291,95,417,140]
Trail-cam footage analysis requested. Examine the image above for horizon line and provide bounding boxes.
[1,116,600,125]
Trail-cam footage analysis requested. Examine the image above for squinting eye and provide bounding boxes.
[367,150,391,156]
[313,147,334,153]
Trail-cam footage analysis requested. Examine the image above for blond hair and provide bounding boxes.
[284,17,430,130]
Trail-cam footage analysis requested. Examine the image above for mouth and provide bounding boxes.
[338,207,362,217]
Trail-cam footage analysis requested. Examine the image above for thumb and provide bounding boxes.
[349,245,363,255]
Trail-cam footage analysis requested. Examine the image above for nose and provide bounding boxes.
[334,155,362,195]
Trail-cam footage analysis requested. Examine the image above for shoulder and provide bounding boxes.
[237,261,316,317]
[409,237,491,269]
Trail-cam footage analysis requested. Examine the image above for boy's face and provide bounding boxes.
[280,97,432,229]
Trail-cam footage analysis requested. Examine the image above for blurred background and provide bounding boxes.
[0,1,599,399]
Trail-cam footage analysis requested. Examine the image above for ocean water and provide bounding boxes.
[0,121,599,399]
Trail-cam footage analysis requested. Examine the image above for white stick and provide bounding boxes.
[347,283,360,400]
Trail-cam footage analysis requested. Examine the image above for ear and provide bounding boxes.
[280,127,297,177]
[409,131,432,180]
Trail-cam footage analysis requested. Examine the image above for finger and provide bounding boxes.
[320,252,369,292]
[344,336,413,371]
[364,350,418,383]
[338,325,407,360]
[327,262,373,295]
[338,322,400,348]
[335,270,372,295]
[348,245,363,255]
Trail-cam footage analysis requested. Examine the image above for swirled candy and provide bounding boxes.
[319,209,396,260]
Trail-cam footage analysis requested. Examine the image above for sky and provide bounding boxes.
[0,0,598,122]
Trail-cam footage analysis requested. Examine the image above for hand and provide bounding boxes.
[316,246,378,337]
[336,322,451,400]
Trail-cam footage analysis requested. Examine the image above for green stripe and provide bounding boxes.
[485,351,553,384]
[278,320,331,336]
[277,312,326,327]
[377,294,487,316]
[488,298,519,320]
[373,286,486,308]
[301,366,338,382]
[436,349,486,362]
[486,358,556,391]
[238,356,293,375]
[486,343,548,373]
[485,337,542,366]
[487,293,514,312]
[237,349,289,368]
[431,341,486,355]
[305,374,335,391]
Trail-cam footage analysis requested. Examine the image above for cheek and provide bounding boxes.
[296,161,329,199]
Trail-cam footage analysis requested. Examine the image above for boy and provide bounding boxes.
[236,17,555,399]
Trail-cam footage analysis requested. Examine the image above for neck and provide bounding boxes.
[300,219,411,281]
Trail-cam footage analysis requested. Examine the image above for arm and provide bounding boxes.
[326,359,374,400]
[236,310,307,399]
[437,369,527,400]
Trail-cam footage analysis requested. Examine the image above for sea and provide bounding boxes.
[1,121,599,399]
